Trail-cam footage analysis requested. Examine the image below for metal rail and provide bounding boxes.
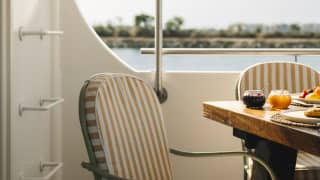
[144,47,320,103]
[141,48,320,56]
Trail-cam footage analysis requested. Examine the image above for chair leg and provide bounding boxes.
[244,168,248,180]
[251,139,297,180]
[242,140,250,180]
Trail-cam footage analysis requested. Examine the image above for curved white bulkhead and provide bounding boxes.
[4,0,244,179]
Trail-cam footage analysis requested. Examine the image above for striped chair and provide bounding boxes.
[79,73,276,180]
[236,61,320,180]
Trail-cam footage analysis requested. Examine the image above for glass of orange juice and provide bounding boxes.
[268,90,292,109]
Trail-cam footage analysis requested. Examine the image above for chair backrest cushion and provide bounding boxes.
[237,61,320,99]
[83,73,173,180]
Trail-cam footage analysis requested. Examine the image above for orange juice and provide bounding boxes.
[268,90,292,109]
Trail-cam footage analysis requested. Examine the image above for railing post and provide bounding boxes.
[154,0,167,103]
[294,55,298,63]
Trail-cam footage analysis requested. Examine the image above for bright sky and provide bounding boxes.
[76,0,320,28]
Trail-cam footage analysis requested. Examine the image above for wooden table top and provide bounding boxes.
[203,101,320,156]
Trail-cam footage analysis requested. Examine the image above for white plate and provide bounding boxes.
[281,111,320,124]
[292,96,320,104]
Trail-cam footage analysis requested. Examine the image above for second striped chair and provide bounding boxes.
[236,61,320,180]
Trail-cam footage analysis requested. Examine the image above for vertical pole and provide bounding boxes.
[294,55,298,63]
[50,0,63,179]
[0,0,11,179]
[155,0,167,103]
[155,0,163,92]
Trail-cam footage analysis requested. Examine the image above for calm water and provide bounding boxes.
[112,48,320,71]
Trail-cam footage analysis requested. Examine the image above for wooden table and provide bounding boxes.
[203,101,320,180]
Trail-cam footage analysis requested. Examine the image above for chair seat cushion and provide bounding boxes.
[295,152,320,179]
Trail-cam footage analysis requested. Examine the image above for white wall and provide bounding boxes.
[61,0,243,179]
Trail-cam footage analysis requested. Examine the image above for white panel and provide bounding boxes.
[10,0,61,179]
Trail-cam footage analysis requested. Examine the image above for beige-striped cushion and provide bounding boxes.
[85,73,173,180]
[85,79,109,174]
[237,61,320,180]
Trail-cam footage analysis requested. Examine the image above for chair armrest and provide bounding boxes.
[81,162,128,180]
[170,148,249,158]
[170,148,277,180]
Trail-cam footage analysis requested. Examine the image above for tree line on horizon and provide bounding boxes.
[93,13,320,39]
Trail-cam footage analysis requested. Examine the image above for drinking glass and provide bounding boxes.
[242,90,266,109]
[268,90,292,109]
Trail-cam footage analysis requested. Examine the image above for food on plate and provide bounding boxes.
[305,93,320,100]
[304,107,320,117]
[314,86,320,95]
[308,88,315,94]
[299,86,320,100]
[299,90,308,98]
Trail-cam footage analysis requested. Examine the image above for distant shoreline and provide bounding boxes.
[101,37,320,48]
